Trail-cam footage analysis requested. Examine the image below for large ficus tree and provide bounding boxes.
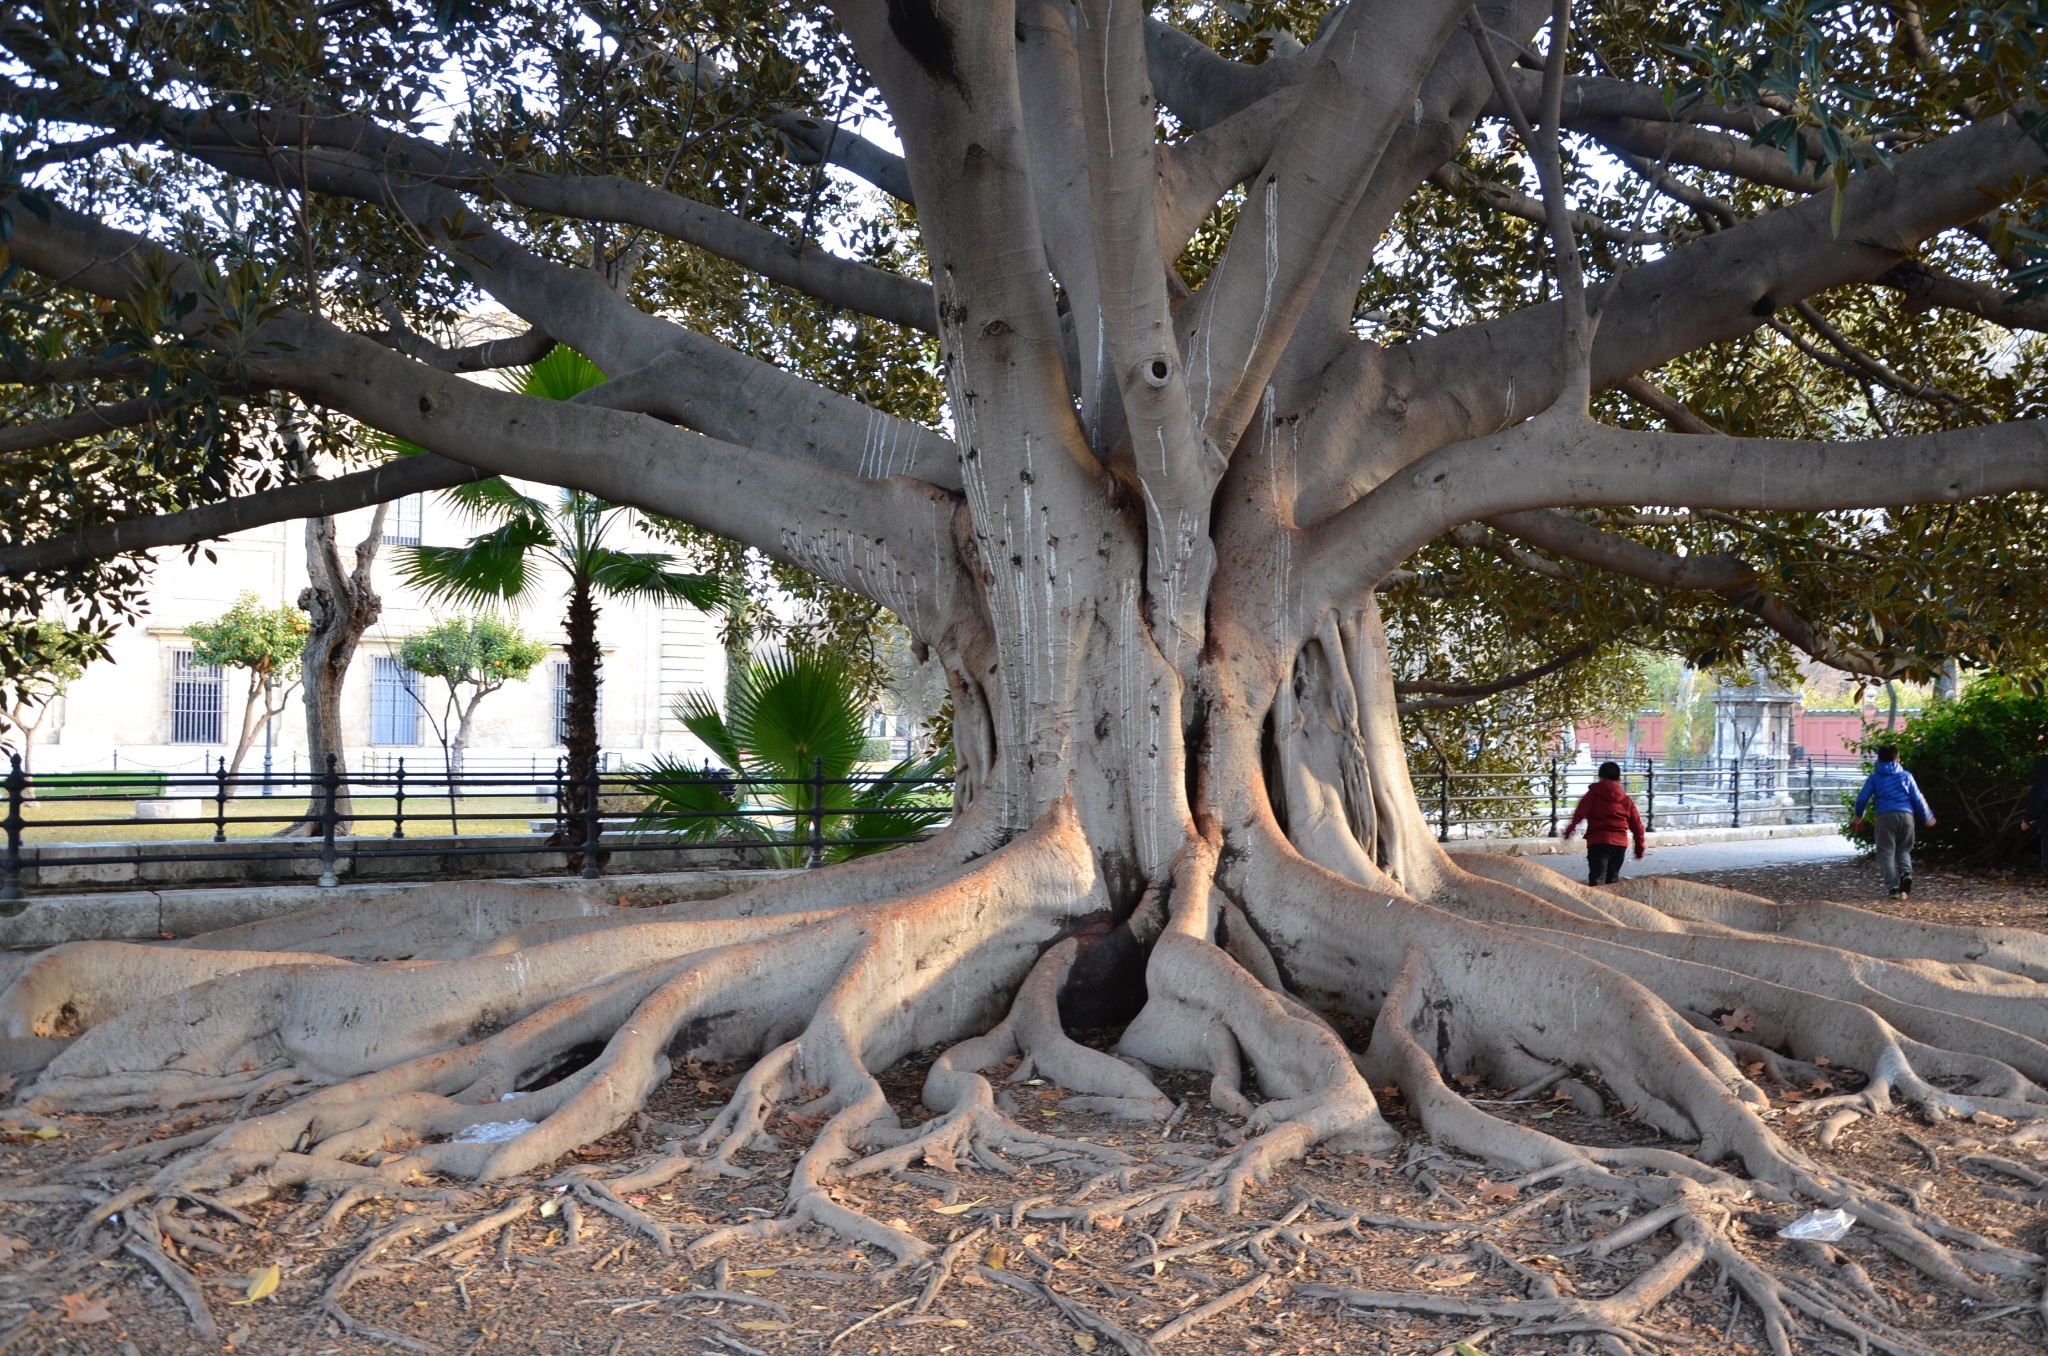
[6,1,2048,1345]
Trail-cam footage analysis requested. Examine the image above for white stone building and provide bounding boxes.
[26,487,729,781]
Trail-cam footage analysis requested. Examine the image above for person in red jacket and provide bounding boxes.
[1563,761,1647,885]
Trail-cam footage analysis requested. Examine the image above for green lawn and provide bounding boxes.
[14,795,559,844]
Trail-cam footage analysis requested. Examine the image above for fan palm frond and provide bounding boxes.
[514,345,607,402]
[397,517,553,608]
[589,553,731,610]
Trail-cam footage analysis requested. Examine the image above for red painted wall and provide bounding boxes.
[1575,708,1884,761]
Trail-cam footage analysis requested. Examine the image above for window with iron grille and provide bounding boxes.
[383,494,423,548]
[169,650,223,744]
[552,661,602,746]
[370,656,421,745]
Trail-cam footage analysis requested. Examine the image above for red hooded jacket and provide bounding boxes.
[1566,779,1645,850]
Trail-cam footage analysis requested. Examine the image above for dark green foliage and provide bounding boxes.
[1846,680,2048,862]
[633,650,951,868]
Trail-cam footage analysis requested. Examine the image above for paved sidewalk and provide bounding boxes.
[1495,833,1863,886]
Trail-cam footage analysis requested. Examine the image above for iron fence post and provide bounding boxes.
[318,754,340,888]
[808,756,826,869]
[393,758,407,839]
[1644,758,1656,833]
[1,753,24,903]
[1806,757,1815,825]
[1437,757,1450,843]
[581,750,602,880]
[213,756,229,843]
[553,757,566,835]
[1730,757,1742,829]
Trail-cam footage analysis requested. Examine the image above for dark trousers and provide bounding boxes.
[1587,842,1627,886]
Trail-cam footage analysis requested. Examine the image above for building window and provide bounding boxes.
[169,650,223,744]
[552,661,602,746]
[383,494,423,548]
[370,657,421,745]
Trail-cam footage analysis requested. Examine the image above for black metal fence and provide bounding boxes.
[0,753,955,902]
[1415,755,1867,842]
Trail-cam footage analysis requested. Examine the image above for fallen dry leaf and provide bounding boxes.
[1474,1180,1519,1203]
[230,1263,280,1306]
[735,1320,790,1333]
[0,1236,27,1262]
[985,1245,1008,1270]
[59,1292,112,1324]
[928,1196,988,1215]
[1073,1334,1098,1352]
[1419,1272,1480,1288]
[736,1268,778,1279]
[1716,1006,1756,1034]
[922,1140,957,1173]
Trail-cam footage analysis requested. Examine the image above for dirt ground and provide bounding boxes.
[1,863,2045,1356]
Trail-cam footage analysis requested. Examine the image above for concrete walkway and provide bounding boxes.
[1621,832,1860,877]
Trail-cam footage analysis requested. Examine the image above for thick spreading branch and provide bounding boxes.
[1384,110,2048,469]
[3,195,969,640]
[1074,0,1222,668]
[0,455,483,578]
[1307,415,2048,615]
[1178,2,1472,449]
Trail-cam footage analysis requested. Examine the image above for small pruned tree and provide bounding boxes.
[397,615,546,830]
[187,591,309,782]
[0,620,99,777]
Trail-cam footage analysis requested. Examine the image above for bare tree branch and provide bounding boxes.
[1583,117,1827,194]
[1876,258,2048,332]
[1394,639,1602,709]
[1484,507,1910,678]
[1613,374,1724,435]
[184,128,937,333]
[1429,162,1669,247]
[1444,522,1568,578]
[0,388,214,455]
[368,315,557,373]
[0,455,483,576]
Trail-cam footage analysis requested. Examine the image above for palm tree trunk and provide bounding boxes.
[559,579,602,863]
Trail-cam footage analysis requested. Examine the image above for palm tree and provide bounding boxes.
[634,651,951,868]
[398,346,726,851]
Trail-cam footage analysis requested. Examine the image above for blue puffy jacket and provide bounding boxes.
[1853,761,1933,819]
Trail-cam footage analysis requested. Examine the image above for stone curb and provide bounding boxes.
[0,867,802,949]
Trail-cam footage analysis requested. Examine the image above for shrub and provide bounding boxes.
[1844,681,2048,862]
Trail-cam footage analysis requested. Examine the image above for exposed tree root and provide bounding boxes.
[3,793,2044,1353]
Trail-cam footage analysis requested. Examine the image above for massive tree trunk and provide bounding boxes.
[5,3,2048,1346]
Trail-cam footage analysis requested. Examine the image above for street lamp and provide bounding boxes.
[261,673,276,796]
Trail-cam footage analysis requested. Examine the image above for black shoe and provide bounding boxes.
[1901,876,1912,896]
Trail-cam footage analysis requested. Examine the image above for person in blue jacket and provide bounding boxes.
[1850,745,1936,898]
[2019,754,2048,875]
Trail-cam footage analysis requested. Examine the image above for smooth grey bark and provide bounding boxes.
[290,508,385,833]
[0,455,482,578]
